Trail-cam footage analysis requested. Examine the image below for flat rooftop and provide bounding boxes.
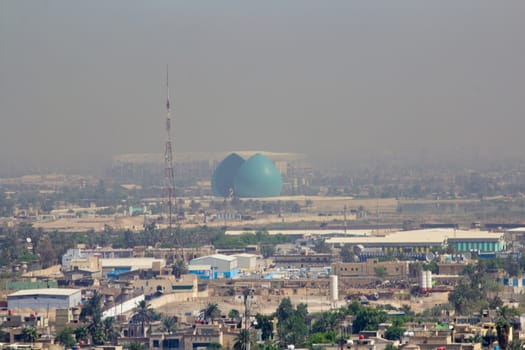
[9,288,80,297]
[226,229,370,236]
[326,228,503,245]
[101,258,165,269]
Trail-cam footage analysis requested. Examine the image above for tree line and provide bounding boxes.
[0,224,290,272]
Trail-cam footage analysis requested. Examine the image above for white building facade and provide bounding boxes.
[188,254,238,279]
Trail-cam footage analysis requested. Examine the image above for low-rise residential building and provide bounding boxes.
[149,324,224,350]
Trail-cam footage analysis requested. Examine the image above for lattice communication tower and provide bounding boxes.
[163,66,176,236]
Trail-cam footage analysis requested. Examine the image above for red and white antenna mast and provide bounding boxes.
[163,65,176,236]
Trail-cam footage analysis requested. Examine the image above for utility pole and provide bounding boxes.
[243,288,252,350]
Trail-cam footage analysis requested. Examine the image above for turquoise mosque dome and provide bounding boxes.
[233,153,282,198]
[211,153,245,197]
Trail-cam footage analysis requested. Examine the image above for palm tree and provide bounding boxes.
[201,303,221,323]
[103,317,119,344]
[160,316,177,334]
[496,318,511,350]
[498,305,514,321]
[80,290,105,345]
[173,259,188,278]
[80,290,103,322]
[233,329,253,350]
[21,327,38,344]
[133,300,155,336]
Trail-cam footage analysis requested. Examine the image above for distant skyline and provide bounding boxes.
[1,1,524,175]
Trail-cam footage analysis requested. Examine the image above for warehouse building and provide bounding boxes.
[101,257,166,277]
[232,253,257,271]
[187,265,213,280]
[8,288,82,310]
[188,254,238,279]
[326,228,505,254]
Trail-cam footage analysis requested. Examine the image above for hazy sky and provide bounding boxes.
[1,1,524,174]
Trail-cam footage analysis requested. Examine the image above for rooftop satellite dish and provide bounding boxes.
[463,252,472,260]
[425,252,435,262]
[26,237,32,243]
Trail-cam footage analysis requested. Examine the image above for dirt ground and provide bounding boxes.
[32,196,400,232]
[161,291,450,319]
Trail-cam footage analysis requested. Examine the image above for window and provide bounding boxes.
[153,340,159,348]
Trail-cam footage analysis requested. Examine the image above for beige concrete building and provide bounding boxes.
[130,274,199,297]
[331,259,409,288]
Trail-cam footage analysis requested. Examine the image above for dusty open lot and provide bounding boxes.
[33,196,400,232]
[161,290,449,319]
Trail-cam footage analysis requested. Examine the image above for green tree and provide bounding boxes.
[496,318,511,350]
[103,317,119,345]
[124,342,146,350]
[229,309,240,320]
[261,245,275,258]
[35,235,57,268]
[172,259,187,278]
[74,326,89,344]
[202,303,221,323]
[80,291,105,345]
[448,280,484,314]
[276,298,294,323]
[508,339,523,350]
[160,316,177,334]
[340,244,354,263]
[311,312,338,334]
[234,329,254,350]
[0,191,14,217]
[56,327,77,348]
[133,300,155,337]
[255,314,274,341]
[307,331,336,346]
[257,344,280,350]
[352,307,387,334]
[313,239,331,254]
[278,315,307,347]
[276,298,308,347]
[21,327,38,344]
[374,266,388,278]
[504,256,520,277]
[384,325,405,341]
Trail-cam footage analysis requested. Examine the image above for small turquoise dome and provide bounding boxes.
[233,153,282,197]
[211,153,245,197]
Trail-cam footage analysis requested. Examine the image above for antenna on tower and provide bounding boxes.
[163,65,176,241]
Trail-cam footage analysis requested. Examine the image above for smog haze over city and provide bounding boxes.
[1,1,525,175]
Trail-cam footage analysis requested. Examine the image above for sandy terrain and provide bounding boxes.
[32,196,401,232]
[161,291,449,319]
